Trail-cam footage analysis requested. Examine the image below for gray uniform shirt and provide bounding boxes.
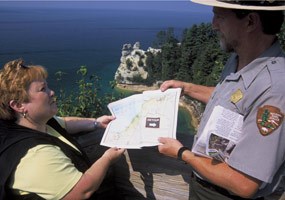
[193,41,285,197]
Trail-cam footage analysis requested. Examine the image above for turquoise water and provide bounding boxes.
[178,107,196,134]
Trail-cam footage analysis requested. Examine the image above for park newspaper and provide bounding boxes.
[192,105,244,162]
[100,88,181,149]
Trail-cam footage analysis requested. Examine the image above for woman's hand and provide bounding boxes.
[102,147,125,164]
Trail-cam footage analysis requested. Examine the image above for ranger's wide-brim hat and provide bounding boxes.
[191,0,285,10]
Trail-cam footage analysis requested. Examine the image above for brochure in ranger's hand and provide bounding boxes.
[100,88,181,149]
[192,105,244,162]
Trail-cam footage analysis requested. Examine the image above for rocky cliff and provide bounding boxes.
[114,42,161,84]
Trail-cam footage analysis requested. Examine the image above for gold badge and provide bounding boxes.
[257,105,284,136]
[230,89,243,104]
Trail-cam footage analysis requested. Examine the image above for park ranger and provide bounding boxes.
[158,0,285,199]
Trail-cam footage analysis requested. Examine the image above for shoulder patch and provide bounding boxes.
[257,105,284,136]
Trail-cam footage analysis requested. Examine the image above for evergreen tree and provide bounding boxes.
[161,41,181,80]
[145,51,162,84]
[176,28,196,81]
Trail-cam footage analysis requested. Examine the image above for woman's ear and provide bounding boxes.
[9,100,25,113]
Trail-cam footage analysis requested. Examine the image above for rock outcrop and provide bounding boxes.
[114,42,161,84]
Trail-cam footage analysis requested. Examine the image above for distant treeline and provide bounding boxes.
[56,22,285,118]
[143,22,285,87]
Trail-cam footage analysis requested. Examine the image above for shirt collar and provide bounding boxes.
[224,41,284,89]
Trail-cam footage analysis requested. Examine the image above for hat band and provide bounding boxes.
[218,0,285,7]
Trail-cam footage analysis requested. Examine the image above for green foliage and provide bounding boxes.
[57,21,285,117]
[127,74,145,84]
[145,51,162,83]
[277,22,285,50]
[109,80,117,89]
[145,23,228,87]
[145,21,285,88]
[55,66,117,118]
[192,41,227,86]
[153,28,177,48]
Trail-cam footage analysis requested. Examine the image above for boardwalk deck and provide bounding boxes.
[75,129,285,200]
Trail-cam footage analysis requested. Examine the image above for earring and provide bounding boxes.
[22,112,27,118]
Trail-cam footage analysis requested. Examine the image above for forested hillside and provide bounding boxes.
[56,22,285,118]
[144,22,285,87]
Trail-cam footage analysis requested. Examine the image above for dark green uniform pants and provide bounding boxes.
[190,173,264,200]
